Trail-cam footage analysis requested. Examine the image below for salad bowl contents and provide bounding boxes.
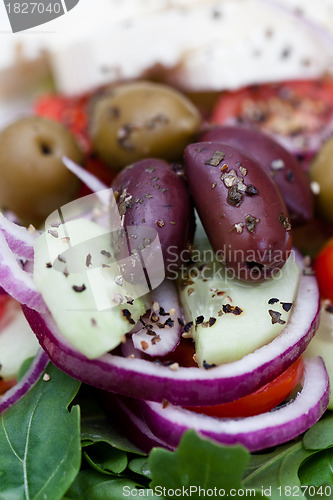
[2,1,333,498]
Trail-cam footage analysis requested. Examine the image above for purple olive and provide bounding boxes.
[184,142,293,282]
[201,126,313,226]
[112,158,194,281]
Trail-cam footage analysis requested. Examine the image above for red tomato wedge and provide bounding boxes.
[34,93,90,152]
[0,379,16,395]
[313,237,333,303]
[210,79,333,167]
[35,93,116,195]
[0,294,9,321]
[77,153,116,198]
[185,356,304,418]
[158,338,198,368]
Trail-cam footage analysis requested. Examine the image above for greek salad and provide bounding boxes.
[1,1,333,499]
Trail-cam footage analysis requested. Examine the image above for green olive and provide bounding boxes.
[310,137,333,223]
[89,81,202,170]
[0,116,82,225]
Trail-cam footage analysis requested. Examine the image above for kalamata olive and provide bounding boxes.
[184,142,293,282]
[111,158,194,281]
[90,81,201,171]
[0,116,82,225]
[310,137,333,224]
[201,126,313,225]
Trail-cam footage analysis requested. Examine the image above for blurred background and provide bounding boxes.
[1,0,333,106]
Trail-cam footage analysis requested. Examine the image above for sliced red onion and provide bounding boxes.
[62,156,119,229]
[22,254,320,406]
[0,348,49,414]
[241,0,333,163]
[102,392,172,454]
[62,156,108,194]
[139,357,329,452]
[121,334,145,360]
[0,231,47,313]
[259,0,333,58]
[132,280,182,357]
[0,212,36,261]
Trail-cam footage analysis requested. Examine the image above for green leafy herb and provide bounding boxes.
[303,411,333,450]
[3,369,333,499]
[128,457,152,480]
[81,414,143,455]
[0,363,81,500]
[83,442,128,475]
[299,448,333,487]
[64,470,156,500]
[149,430,265,497]
[244,441,305,492]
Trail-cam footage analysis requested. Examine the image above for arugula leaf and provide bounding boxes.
[244,442,298,480]
[128,457,151,479]
[0,363,81,500]
[279,447,314,488]
[299,448,333,487]
[149,430,265,497]
[81,414,143,455]
[83,442,128,475]
[243,440,331,499]
[303,411,333,450]
[243,415,333,500]
[244,442,302,493]
[64,470,159,499]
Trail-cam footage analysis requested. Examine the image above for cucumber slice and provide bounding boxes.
[179,226,300,367]
[33,218,149,359]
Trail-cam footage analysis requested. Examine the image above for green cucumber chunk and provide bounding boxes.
[33,218,148,359]
[304,306,333,409]
[179,237,300,367]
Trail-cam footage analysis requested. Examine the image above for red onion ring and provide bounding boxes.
[139,357,329,452]
[0,231,47,313]
[0,349,49,414]
[0,212,36,261]
[103,392,172,454]
[21,254,320,406]
[131,280,183,357]
[259,0,333,59]
[62,156,108,194]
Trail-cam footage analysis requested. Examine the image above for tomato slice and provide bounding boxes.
[0,378,16,395]
[210,78,333,167]
[185,356,304,418]
[77,153,116,198]
[313,238,333,303]
[0,294,9,321]
[158,337,198,368]
[34,93,90,152]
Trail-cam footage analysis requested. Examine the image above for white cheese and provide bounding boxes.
[1,0,333,95]
[47,0,333,94]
